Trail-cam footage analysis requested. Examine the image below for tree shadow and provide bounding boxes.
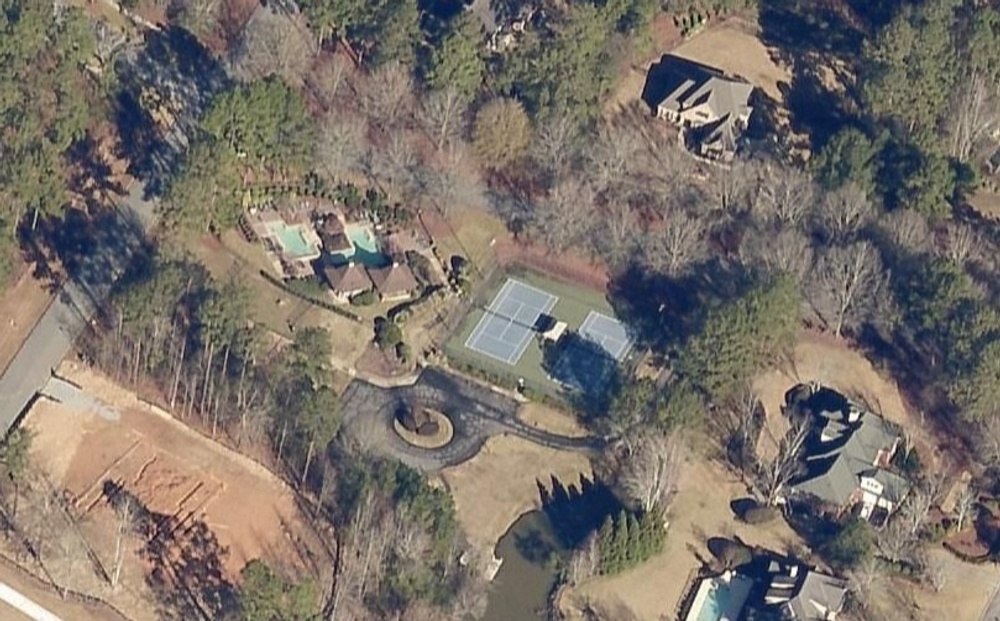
[102,480,237,620]
[608,259,753,352]
[113,26,231,193]
[536,473,622,550]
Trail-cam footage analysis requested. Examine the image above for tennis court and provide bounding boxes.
[464,279,558,365]
[578,311,632,361]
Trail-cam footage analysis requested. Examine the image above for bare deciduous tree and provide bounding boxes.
[531,114,582,184]
[901,485,935,538]
[877,517,914,564]
[711,157,758,216]
[642,209,707,276]
[601,202,638,269]
[228,7,315,85]
[369,133,420,199]
[741,227,814,281]
[753,164,816,228]
[941,220,985,266]
[567,532,601,586]
[756,416,810,505]
[809,241,886,338]
[423,145,488,217]
[418,88,468,152]
[110,495,136,589]
[532,178,598,253]
[310,54,352,109]
[176,0,221,37]
[590,124,642,195]
[920,551,948,593]
[817,183,873,242]
[947,70,1000,162]
[977,414,1000,465]
[620,432,683,513]
[879,208,931,257]
[359,62,414,131]
[954,485,978,531]
[316,113,367,180]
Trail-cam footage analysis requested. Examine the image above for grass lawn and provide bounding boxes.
[444,265,622,399]
[186,231,372,367]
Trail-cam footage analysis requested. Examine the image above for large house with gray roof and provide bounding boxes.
[783,386,910,520]
[746,560,849,621]
[642,55,754,162]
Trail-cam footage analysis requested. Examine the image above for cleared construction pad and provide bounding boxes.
[23,362,326,616]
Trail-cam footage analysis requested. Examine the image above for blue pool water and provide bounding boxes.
[331,223,390,267]
[271,222,316,259]
[696,577,753,621]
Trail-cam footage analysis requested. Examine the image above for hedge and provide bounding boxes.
[258,270,362,323]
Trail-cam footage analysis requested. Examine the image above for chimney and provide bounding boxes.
[789,565,799,578]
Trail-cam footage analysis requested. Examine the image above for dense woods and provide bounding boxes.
[2,0,1000,619]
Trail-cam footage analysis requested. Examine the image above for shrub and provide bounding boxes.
[742,505,779,525]
[396,342,411,362]
[350,290,377,306]
[374,317,403,349]
[821,518,875,570]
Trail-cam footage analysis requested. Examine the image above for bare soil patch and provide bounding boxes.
[561,457,802,621]
[440,436,592,551]
[23,363,329,619]
[517,403,589,439]
[670,17,791,103]
[0,267,54,375]
[752,331,942,471]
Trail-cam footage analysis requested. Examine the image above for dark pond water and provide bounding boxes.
[483,510,565,621]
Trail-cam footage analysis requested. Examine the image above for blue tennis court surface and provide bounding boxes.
[464,279,558,365]
[579,311,632,361]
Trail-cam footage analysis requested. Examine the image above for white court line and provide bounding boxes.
[0,582,64,621]
[507,279,556,307]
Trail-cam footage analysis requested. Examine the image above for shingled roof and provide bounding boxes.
[368,262,418,298]
[324,262,372,295]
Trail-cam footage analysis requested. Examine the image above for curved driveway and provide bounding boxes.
[339,367,605,471]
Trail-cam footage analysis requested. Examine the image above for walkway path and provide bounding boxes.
[0,182,156,435]
[340,367,605,471]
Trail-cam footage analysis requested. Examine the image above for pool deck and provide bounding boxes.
[685,574,753,621]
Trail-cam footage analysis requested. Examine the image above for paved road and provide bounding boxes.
[0,581,63,621]
[340,367,606,471]
[0,182,156,435]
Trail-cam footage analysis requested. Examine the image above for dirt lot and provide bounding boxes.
[24,362,329,619]
[440,435,592,551]
[0,267,54,375]
[561,456,802,621]
[752,331,943,471]
[670,17,791,103]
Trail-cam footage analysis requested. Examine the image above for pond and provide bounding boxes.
[483,510,566,621]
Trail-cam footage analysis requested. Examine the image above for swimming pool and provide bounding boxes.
[331,223,390,267]
[687,574,753,621]
[270,222,319,259]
